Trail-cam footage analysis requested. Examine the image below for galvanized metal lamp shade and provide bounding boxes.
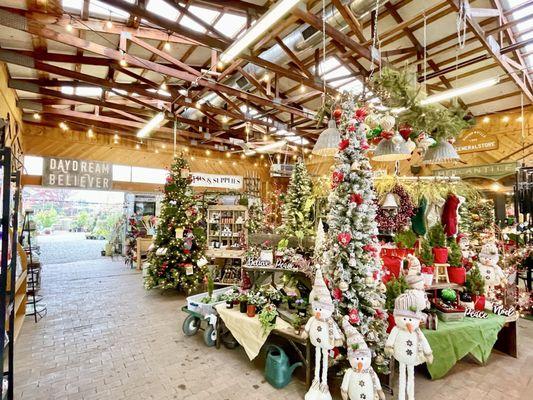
[312,120,341,156]
[371,138,411,162]
[423,140,460,164]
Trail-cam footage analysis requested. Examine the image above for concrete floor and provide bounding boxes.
[15,258,532,400]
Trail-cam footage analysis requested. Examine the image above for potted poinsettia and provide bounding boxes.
[428,224,448,263]
[447,240,466,284]
[465,265,486,311]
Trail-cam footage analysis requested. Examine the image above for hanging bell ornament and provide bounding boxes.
[381,193,399,210]
[379,115,396,132]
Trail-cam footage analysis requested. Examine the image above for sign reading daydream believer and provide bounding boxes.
[43,157,113,190]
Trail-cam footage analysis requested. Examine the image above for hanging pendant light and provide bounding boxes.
[371,138,411,162]
[422,140,460,164]
[312,119,341,156]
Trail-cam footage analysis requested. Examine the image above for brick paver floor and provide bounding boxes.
[14,258,533,399]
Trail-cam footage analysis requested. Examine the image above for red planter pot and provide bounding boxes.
[432,247,449,263]
[386,313,396,333]
[246,304,257,318]
[447,266,466,285]
[472,295,486,311]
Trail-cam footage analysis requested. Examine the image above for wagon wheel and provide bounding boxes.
[203,324,217,347]
[182,314,201,336]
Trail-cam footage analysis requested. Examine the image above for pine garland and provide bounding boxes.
[323,94,389,373]
[144,156,207,292]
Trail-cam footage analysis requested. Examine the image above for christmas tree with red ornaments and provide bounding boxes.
[322,95,389,374]
[144,156,207,292]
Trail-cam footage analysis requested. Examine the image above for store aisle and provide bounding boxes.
[13,259,306,400]
[13,258,533,400]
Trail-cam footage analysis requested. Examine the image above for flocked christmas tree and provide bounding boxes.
[280,159,314,238]
[144,156,207,292]
[323,96,389,374]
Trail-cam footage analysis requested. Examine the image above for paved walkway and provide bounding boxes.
[14,258,533,400]
[37,232,106,265]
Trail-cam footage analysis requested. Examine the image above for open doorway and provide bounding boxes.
[21,187,125,264]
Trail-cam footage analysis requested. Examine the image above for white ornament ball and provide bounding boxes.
[339,281,349,292]
[350,160,360,171]
[380,115,396,131]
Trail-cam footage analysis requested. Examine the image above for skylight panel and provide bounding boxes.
[311,57,341,75]
[61,86,74,95]
[214,13,247,38]
[147,0,180,21]
[337,79,363,94]
[325,66,351,80]
[62,0,83,12]
[89,0,132,19]
[286,135,310,145]
[76,87,103,97]
[179,15,206,33]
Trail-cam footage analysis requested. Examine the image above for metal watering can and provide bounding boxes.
[264,345,302,389]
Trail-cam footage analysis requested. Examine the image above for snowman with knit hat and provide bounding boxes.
[477,242,506,293]
[385,292,433,400]
[304,267,344,400]
[341,316,385,400]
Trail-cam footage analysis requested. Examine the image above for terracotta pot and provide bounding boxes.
[246,304,256,317]
[386,313,396,334]
[432,247,449,263]
[472,295,486,311]
[447,267,466,285]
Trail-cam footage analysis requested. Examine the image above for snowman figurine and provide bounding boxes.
[385,292,433,400]
[477,242,506,304]
[456,234,474,270]
[404,275,430,310]
[304,268,344,400]
[341,316,385,400]
[405,254,421,276]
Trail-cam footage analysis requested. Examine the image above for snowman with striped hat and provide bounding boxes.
[385,292,433,400]
[341,316,385,400]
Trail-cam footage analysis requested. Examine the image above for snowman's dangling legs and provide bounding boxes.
[313,346,322,385]
[398,362,407,400]
[407,364,415,400]
[320,348,329,390]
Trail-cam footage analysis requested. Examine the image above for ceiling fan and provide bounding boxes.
[229,137,288,155]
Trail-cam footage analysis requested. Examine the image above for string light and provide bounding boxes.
[205,149,211,156]
[135,143,140,150]
[164,41,171,51]
[161,144,166,149]
[218,160,222,165]
[66,16,73,32]
[106,12,113,29]
[113,134,119,144]
[517,116,523,122]
[240,154,245,159]
[260,154,264,159]
[225,152,231,158]
[299,84,305,93]
[33,113,41,120]
[183,147,189,153]
[87,128,94,138]
[59,122,68,131]
[263,73,270,82]
[119,51,128,67]
[232,161,236,166]
[254,162,258,167]
[263,134,269,141]
[482,116,490,123]
[155,149,159,154]
[160,82,167,90]
[222,116,229,123]
[502,116,509,123]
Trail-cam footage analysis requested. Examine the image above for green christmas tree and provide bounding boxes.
[323,95,389,374]
[280,159,314,238]
[144,156,207,292]
[459,197,495,246]
[448,239,462,267]
[418,238,434,266]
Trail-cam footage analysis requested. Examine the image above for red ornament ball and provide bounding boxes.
[332,287,343,301]
[354,107,368,122]
[398,125,413,141]
[339,139,350,151]
[337,232,352,247]
[350,193,364,205]
[349,308,360,324]
[332,108,342,120]
[332,170,344,189]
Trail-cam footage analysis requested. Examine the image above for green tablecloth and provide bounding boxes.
[422,314,506,379]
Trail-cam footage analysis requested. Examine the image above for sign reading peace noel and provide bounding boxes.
[43,157,112,190]
[454,128,498,154]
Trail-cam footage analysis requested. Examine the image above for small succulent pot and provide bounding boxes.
[226,300,234,309]
[239,300,248,313]
[246,304,256,318]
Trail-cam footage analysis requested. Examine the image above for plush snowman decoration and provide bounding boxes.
[405,254,422,276]
[404,275,430,310]
[341,317,385,400]
[385,292,433,400]
[477,242,506,292]
[304,268,344,400]
[456,234,474,270]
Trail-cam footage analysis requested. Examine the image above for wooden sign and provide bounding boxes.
[190,172,243,189]
[455,129,498,154]
[434,162,518,181]
[43,157,112,190]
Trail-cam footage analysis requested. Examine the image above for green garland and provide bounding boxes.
[370,67,475,141]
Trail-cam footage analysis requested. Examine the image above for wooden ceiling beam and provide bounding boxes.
[183,0,267,15]
[171,1,230,41]
[274,37,314,79]
[330,0,366,43]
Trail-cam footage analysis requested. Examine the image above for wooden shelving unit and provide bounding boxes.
[206,205,248,287]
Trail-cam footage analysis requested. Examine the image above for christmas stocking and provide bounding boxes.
[441,194,460,237]
[411,196,428,236]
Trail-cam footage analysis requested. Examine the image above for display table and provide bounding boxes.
[422,314,506,379]
[215,305,312,386]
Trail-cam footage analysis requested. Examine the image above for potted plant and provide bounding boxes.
[385,276,409,333]
[263,287,283,307]
[291,315,303,335]
[247,292,266,317]
[465,265,486,311]
[428,224,448,263]
[295,298,308,317]
[447,240,466,284]
[393,229,417,257]
[238,293,248,313]
[258,303,279,334]
[222,288,239,309]
[286,293,297,309]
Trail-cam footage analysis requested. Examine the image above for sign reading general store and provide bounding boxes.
[190,172,243,189]
[455,128,499,154]
[43,157,113,190]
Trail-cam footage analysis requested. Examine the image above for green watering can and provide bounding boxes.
[264,345,302,389]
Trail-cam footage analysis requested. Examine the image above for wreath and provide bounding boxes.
[376,184,415,233]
